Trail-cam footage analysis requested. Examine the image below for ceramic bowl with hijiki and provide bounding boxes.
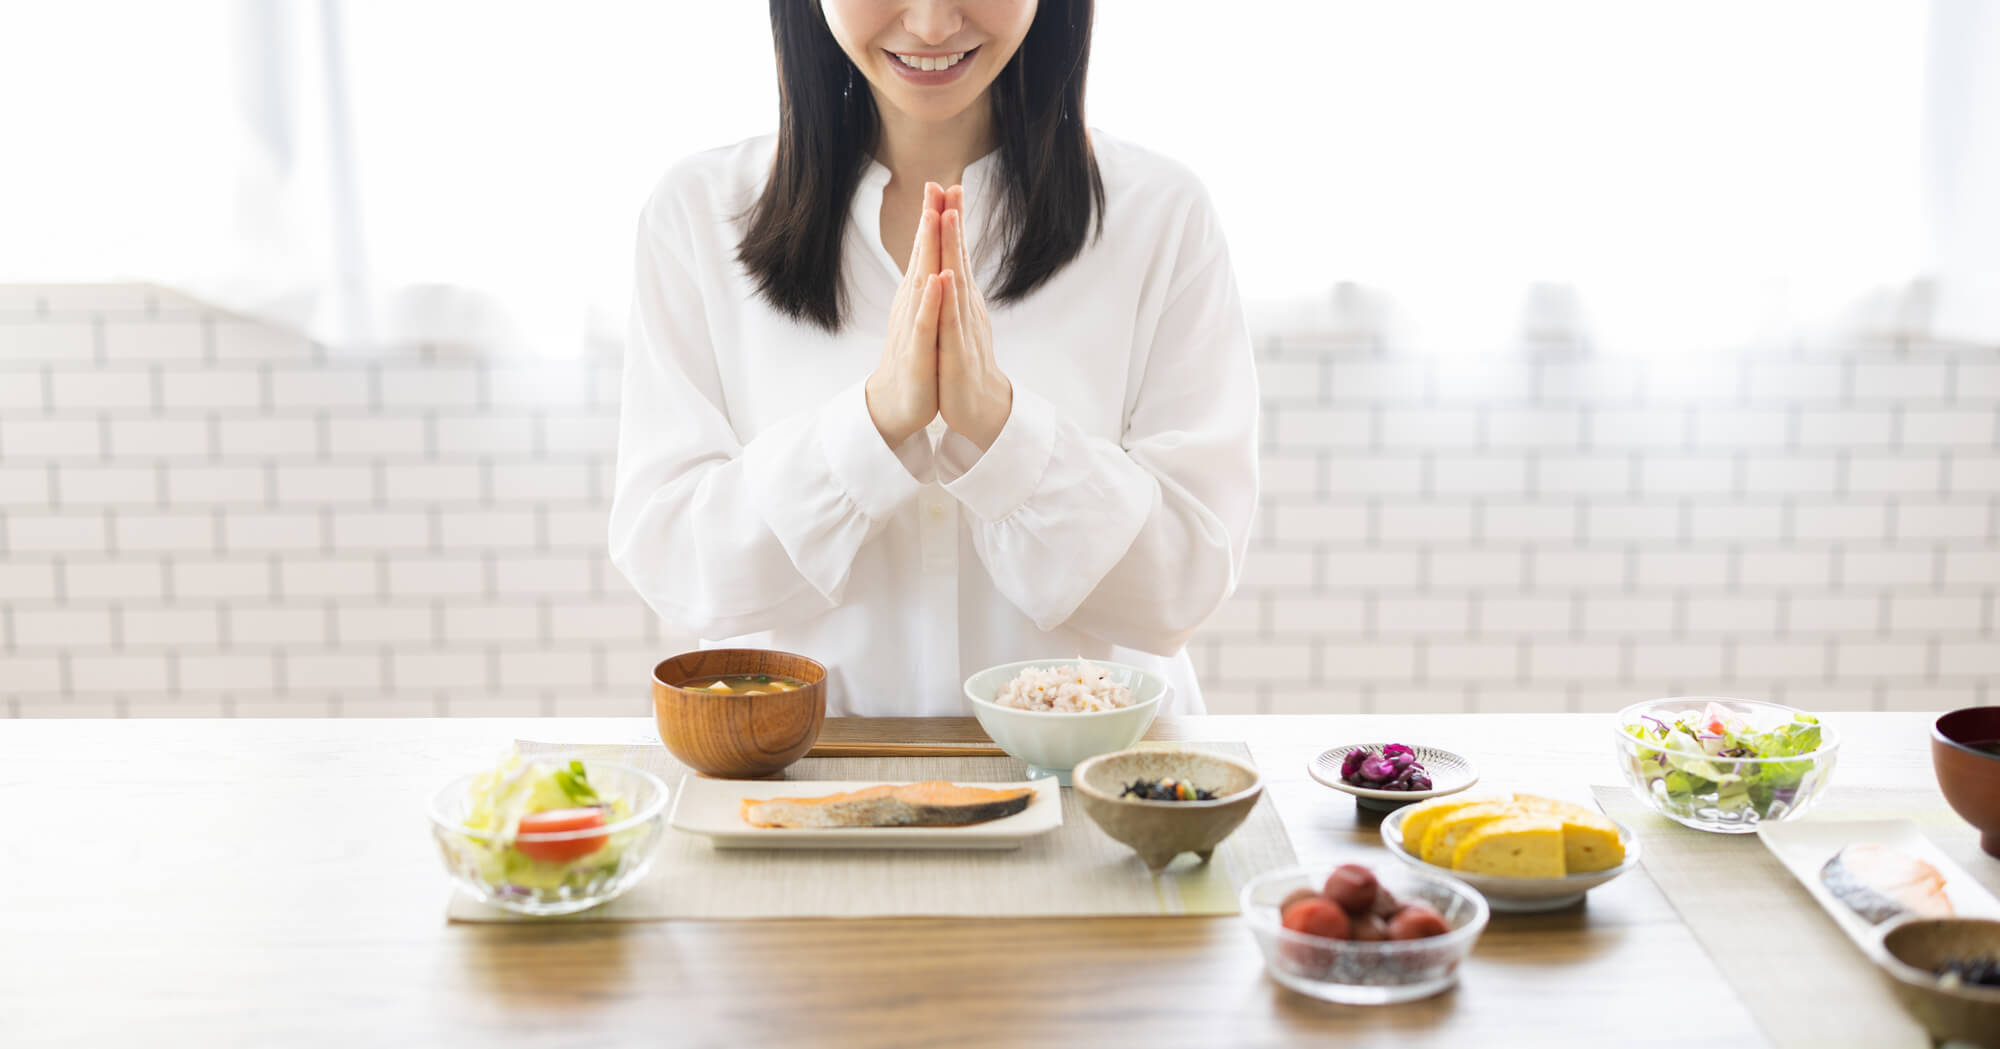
[1071,748,1262,873]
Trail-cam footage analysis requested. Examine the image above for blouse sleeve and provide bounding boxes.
[933,184,1260,655]
[608,196,932,638]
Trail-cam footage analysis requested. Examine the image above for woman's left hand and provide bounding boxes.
[936,185,1012,451]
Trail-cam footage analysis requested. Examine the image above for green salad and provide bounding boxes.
[1622,702,1824,819]
[450,750,637,894]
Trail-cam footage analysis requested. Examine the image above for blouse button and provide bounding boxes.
[927,502,948,520]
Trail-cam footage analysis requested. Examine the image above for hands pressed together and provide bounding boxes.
[865,182,1013,452]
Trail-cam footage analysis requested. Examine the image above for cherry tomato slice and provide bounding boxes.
[515,807,609,862]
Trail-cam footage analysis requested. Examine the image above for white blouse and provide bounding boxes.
[609,127,1259,717]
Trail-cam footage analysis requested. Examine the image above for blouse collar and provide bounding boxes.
[854,145,1004,285]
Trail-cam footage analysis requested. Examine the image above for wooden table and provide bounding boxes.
[0,712,1948,1048]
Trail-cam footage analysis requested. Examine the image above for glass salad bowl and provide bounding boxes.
[1615,697,1839,834]
[429,756,670,915]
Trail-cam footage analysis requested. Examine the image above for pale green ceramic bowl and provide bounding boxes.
[963,659,1167,783]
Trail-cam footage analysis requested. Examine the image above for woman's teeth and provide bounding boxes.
[893,51,968,72]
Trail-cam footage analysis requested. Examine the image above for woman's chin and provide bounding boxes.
[884,88,984,122]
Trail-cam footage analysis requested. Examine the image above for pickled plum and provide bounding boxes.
[1387,902,1451,940]
[1271,866,1448,952]
[1322,864,1379,914]
[1281,897,1351,940]
[1347,913,1389,942]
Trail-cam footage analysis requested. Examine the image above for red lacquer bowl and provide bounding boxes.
[1932,707,2000,859]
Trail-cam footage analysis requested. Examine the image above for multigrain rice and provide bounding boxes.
[993,660,1134,713]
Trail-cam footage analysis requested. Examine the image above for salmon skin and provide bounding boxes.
[1819,843,1955,924]
[740,781,1035,829]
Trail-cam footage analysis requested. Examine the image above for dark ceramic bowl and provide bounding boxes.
[1932,707,2000,859]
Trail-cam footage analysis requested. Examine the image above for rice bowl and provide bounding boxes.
[964,659,1167,784]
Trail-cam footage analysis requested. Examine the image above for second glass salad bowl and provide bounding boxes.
[1615,697,1838,834]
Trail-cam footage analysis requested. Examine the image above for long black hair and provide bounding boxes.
[736,0,1106,334]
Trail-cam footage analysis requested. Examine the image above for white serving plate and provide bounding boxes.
[1757,818,2000,950]
[669,775,1063,850]
[1379,800,1641,913]
[1308,744,1479,812]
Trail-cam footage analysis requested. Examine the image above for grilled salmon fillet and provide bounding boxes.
[1820,843,1955,924]
[740,781,1035,829]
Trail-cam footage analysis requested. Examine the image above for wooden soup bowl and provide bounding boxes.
[652,649,826,779]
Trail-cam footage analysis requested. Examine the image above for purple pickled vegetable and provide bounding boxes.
[1338,743,1434,791]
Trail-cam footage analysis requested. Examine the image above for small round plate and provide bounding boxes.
[1308,744,1479,812]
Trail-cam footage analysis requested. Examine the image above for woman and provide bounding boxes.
[610,0,1258,716]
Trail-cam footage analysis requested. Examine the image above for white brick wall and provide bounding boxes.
[1,283,1996,717]
[1213,327,1998,715]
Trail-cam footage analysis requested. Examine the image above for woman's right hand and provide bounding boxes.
[865,182,946,447]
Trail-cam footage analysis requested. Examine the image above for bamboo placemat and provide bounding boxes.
[448,740,1297,922]
[1593,785,1998,1049]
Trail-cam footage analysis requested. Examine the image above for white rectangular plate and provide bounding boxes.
[669,775,1063,850]
[1758,818,2000,949]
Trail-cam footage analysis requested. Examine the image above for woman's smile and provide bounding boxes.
[883,44,980,85]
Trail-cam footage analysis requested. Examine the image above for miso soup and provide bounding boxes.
[681,673,807,696]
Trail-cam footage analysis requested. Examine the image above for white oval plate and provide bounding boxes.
[1308,744,1479,811]
[669,775,1062,850]
[1378,802,1641,913]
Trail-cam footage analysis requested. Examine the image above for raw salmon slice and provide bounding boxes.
[740,781,1035,829]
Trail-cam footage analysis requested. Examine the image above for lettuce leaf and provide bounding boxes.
[1738,714,1821,758]
[1659,730,1744,785]
[1627,710,1825,816]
